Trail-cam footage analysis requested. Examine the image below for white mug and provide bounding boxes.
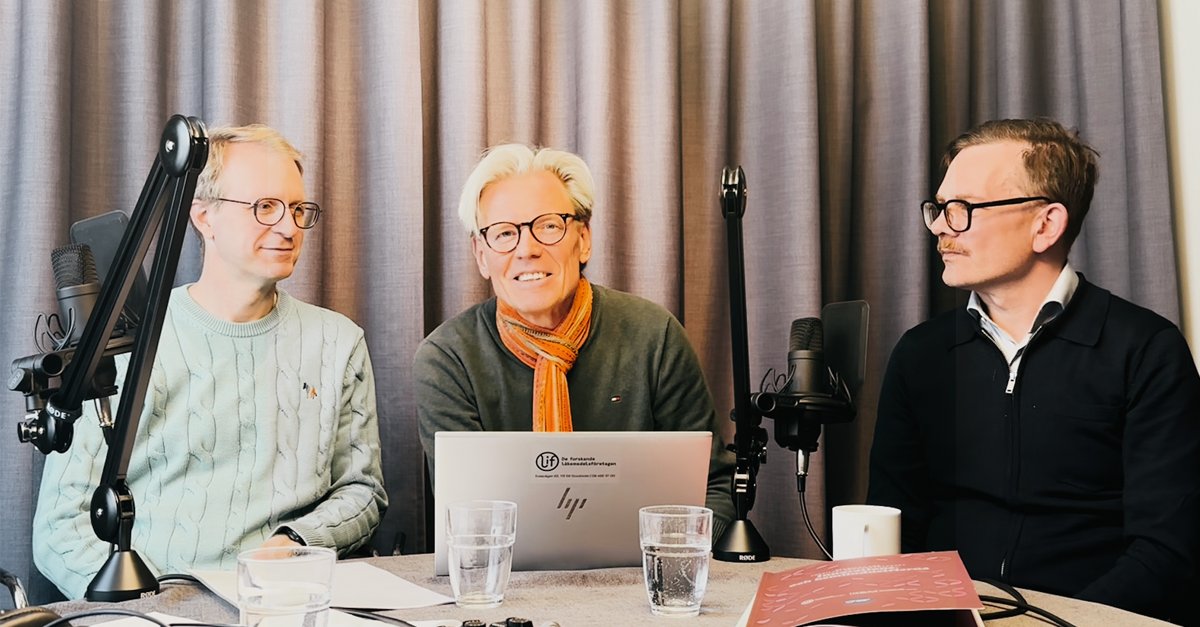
[832,504,901,560]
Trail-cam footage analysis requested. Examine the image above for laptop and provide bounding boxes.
[433,431,711,575]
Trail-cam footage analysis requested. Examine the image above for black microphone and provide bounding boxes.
[786,317,828,397]
[51,243,100,347]
[752,304,867,456]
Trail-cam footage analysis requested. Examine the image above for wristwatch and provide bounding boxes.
[276,526,307,546]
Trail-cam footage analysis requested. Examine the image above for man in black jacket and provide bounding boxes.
[867,118,1200,620]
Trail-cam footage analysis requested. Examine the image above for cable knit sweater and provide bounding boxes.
[33,286,387,599]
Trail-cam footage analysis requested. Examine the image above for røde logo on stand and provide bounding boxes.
[556,487,586,520]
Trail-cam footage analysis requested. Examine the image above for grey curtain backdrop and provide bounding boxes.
[0,0,1176,607]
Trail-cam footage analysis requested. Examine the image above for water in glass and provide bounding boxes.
[239,580,331,627]
[642,535,710,617]
[448,534,514,608]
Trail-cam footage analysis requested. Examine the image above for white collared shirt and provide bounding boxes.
[967,264,1079,382]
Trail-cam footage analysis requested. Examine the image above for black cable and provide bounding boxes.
[42,609,172,627]
[798,479,833,560]
[976,579,1077,627]
[156,573,202,585]
[35,312,56,353]
[976,578,1027,620]
[759,368,775,394]
[978,595,1077,627]
[335,608,418,627]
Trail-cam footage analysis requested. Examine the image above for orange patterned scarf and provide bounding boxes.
[496,278,593,432]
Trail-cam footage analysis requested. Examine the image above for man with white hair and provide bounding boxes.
[33,124,387,599]
[414,143,735,536]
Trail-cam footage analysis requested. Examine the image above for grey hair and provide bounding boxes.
[457,143,595,235]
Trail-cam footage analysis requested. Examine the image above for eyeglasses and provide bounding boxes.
[478,213,578,253]
[217,197,322,229]
[921,196,1052,233]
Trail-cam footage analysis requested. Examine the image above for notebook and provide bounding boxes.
[433,430,712,575]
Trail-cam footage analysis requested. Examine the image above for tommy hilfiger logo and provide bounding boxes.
[557,487,587,520]
[302,383,317,400]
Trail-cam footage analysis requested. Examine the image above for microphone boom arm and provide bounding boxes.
[11,115,208,601]
[712,166,771,562]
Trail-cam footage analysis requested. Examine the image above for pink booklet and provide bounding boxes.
[747,551,984,627]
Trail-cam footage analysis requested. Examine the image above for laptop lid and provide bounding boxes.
[433,431,711,575]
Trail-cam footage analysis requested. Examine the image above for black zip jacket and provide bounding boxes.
[868,275,1200,619]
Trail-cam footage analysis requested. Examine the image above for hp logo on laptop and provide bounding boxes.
[535,451,559,472]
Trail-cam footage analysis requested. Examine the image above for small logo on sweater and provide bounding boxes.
[302,383,317,400]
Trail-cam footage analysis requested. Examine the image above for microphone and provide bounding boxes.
[751,302,868,457]
[51,243,101,348]
[752,316,849,429]
[786,318,828,397]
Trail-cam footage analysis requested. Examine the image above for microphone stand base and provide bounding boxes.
[712,519,771,562]
[85,549,160,602]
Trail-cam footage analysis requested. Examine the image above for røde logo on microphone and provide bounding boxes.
[536,451,560,472]
[557,487,586,520]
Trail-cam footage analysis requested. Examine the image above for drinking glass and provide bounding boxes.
[639,505,712,617]
[446,500,518,609]
[237,546,336,627]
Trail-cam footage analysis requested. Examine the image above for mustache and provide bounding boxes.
[937,240,968,255]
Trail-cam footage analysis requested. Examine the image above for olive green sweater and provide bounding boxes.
[414,283,735,536]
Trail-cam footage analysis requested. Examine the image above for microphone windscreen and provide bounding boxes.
[789,317,823,352]
[52,243,99,290]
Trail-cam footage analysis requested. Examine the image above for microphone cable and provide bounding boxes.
[156,573,201,585]
[335,609,418,627]
[977,578,1078,627]
[39,609,173,627]
[796,464,833,560]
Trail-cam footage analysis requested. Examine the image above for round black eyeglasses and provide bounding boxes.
[478,213,578,253]
[217,197,322,229]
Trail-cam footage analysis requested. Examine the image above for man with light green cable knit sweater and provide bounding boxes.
[33,125,387,599]
[414,144,735,537]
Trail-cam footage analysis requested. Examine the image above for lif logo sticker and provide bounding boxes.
[532,449,619,482]
[536,451,560,471]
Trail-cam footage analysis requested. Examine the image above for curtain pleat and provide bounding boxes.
[0,0,1177,604]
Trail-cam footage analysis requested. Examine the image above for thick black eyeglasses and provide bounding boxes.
[478,213,577,253]
[217,197,322,229]
[921,196,1052,233]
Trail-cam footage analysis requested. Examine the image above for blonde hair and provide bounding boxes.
[457,143,594,235]
[194,124,305,202]
[190,124,305,252]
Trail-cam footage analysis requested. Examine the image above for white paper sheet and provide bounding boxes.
[90,609,460,627]
[190,561,453,610]
[91,612,195,627]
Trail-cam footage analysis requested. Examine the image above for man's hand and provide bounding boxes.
[260,533,303,549]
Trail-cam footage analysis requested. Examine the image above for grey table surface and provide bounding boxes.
[47,553,1172,627]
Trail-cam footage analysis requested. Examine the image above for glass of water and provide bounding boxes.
[639,505,713,617]
[446,500,518,608]
[237,546,336,627]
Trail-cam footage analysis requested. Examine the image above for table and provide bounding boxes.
[48,554,1172,627]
